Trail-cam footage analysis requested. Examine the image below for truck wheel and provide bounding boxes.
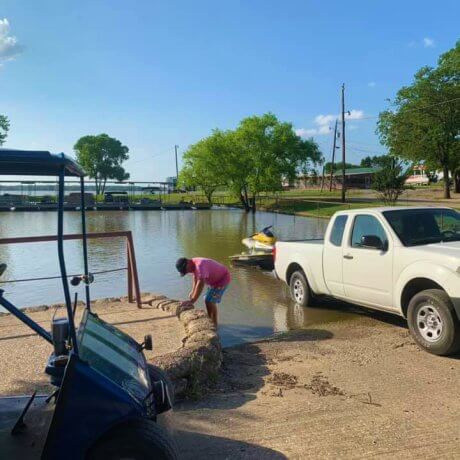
[289,271,313,307]
[407,289,460,356]
[148,364,174,411]
[87,419,178,460]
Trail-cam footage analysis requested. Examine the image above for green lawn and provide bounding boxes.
[259,198,387,218]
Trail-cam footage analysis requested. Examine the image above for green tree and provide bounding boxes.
[228,113,322,212]
[74,134,129,195]
[0,115,10,146]
[377,41,460,198]
[179,130,228,204]
[360,155,388,168]
[372,156,408,205]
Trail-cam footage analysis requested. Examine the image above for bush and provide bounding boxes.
[372,157,408,205]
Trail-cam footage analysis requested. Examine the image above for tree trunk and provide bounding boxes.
[100,178,107,196]
[443,165,451,199]
[240,185,250,213]
[455,171,460,194]
[251,194,257,214]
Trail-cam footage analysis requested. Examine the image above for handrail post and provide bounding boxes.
[127,238,133,303]
[126,232,142,308]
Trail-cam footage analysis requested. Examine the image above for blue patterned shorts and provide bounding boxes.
[204,286,228,304]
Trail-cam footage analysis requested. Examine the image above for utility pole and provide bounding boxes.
[341,83,346,203]
[329,119,338,192]
[320,163,325,192]
[174,145,179,187]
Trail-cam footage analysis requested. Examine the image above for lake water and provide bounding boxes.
[0,209,341,346]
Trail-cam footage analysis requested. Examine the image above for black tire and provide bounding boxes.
[87,419,178,460]
[407,289,460,356]
[289,270,314,307]
[148,364,175,411]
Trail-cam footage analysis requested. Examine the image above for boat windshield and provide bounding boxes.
[383,208,460,247]
[77,311,150,402]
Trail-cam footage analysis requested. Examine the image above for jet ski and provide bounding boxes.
[242,226,276,252]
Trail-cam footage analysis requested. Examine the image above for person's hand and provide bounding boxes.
[181,300,194,308]
[188,291,194,301]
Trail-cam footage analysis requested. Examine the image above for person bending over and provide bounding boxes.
[175,257,231,326]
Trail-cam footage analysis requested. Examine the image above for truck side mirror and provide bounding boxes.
[361,235,385,250]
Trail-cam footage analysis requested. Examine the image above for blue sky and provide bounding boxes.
[1,0,459,181]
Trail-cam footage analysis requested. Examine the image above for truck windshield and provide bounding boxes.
[383,209,460,247]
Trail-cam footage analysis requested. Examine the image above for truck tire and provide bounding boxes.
[87,419,178,460]
[289,270,314,307]
[407,289,460,356]
[148,364,174,411]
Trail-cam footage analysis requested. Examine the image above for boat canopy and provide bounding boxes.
[0,148,85,177]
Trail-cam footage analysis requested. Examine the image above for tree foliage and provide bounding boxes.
[179,130,228,204]
[74,134,129,195]
[180,113,322,212]
[372,156,408,205]
[360,155,389,168]
[0,114,10,146]
[377,41,460,198]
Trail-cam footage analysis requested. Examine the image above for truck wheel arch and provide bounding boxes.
[286,263,305,286]
[400,278,445,318]
[286,263,318,294]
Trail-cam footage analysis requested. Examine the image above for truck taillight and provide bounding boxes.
[272,246,276,262]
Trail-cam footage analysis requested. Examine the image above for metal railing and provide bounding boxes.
[0,231,142,309]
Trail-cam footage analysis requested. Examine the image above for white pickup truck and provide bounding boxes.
[274,207,460,356]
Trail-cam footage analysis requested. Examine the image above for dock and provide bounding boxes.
[0,202,212,212]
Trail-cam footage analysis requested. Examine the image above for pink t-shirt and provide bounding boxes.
[192,258,231,288]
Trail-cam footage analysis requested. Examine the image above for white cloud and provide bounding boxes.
[423,37,435,48]
[296,109,365,137]
[295,128,318,137]
[368,81,376,88]
[0,19,22,64]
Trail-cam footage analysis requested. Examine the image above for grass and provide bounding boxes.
[259,197,387,218]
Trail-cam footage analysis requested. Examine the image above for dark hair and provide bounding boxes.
[175,257,188,276]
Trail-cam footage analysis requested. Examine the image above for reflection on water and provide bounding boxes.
[0,209,353,346]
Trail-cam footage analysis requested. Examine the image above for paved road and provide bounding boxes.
[171,307,460,459]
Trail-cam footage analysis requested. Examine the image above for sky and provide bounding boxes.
[0,0,459,182]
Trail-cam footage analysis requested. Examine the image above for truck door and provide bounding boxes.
[323,214,348,297]
[342,214,393,308]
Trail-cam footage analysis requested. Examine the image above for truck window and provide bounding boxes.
[383,208,460,246]
[351,215,388,248]
[330,215,348,246]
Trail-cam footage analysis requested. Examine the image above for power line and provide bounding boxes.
[355,96,460,121]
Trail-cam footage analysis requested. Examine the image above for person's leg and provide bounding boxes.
[205,300,218,326]
[204,286,228,327]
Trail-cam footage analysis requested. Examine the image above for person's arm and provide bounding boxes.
[189,279,205,304]
[188,274,197,300]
